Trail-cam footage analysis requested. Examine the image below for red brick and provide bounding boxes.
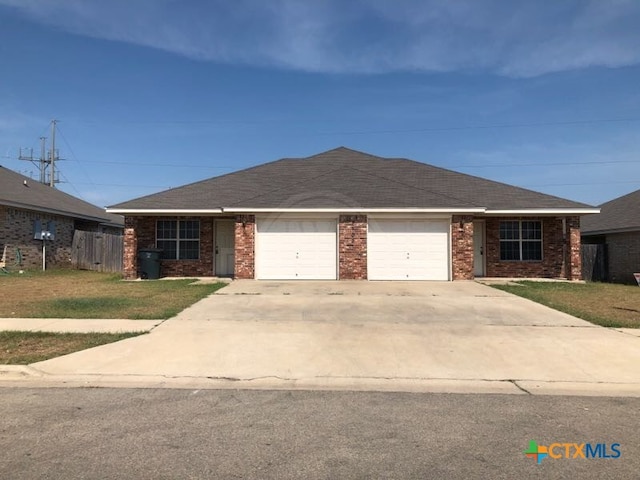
[339,215,367,280]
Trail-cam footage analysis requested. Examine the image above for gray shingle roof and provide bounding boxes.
[0,166,123,227]
[109,147,594,211]
[581,189,640,234]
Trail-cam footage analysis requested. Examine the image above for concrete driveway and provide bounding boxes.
[23,281,640,396]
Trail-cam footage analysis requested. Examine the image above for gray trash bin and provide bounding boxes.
[138,248,163,280]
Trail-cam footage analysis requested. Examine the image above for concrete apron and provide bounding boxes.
[6,281,640,397]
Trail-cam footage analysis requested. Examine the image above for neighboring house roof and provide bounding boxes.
[0,166,124,227]
[108,147,597,214]
[581,189,640,235]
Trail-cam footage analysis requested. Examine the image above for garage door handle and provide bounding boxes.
[215,246,219,254]
[480,246,483,255]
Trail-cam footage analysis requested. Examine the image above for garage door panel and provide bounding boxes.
[368,219,449,281]
[256,219,337,280]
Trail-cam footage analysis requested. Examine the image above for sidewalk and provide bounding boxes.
[0,318,162,333]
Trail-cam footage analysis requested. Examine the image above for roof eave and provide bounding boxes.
[1,199,117,225]
[483,208,600,216]
[107,207,486,215]
[582,226,640,236]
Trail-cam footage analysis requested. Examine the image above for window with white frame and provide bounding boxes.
[499,220,542,261]
[156,220,200,260]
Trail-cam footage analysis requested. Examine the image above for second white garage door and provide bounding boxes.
[368,219,450,280]
[256,219,337,280]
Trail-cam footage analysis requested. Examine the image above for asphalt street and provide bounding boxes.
[0,388,638,479]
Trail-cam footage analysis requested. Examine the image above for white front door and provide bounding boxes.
[256,218,337,280]
[473,221,485,277]
[368,219,450,280]
[215,220,235,276]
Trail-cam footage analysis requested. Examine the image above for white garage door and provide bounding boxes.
[368,219,450,280]
[256,219,337,280]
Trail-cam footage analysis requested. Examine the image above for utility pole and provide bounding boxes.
[18,119,62,187]
[39,136,46,184]
[50,119,57,187]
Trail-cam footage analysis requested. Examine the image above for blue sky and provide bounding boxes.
[1,0,639,208]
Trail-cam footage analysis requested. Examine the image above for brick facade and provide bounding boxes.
[1,205,75,269]
[122,216,216,279]
[123,216,138,279]
[234,215,255,279]
[338,215,367,280]
[451,215,474,280]
[484,217,579,279]
[566,216,581,280]
[600,231,640,284]
[121,213,584,281]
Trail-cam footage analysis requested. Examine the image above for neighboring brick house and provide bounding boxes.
[582,189,640,284]
[108,147,597,281]
[0,166,124,270]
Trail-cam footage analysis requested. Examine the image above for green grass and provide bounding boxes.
[0,331,142,364]
[490,281,640,328]
[0,269,228,319]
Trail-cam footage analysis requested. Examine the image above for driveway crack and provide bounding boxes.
[508,379,531,395]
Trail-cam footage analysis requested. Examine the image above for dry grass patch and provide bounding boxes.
[490,281,640,328]
[0,331,141,364]
[0,269,226,319]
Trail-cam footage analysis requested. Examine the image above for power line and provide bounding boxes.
[452,159,639,169]
[68,115,640,134]
[56,124,97,188]
[318,117,640,136]
[81,159,236,169]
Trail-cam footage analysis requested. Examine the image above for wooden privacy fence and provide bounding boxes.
[71,230,123,273]
[581,243,607,282]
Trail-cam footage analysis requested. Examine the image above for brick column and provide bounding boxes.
[123,216,138,279]
[567,216,581,280]
[234,215,255,279]
[451,215,474,280]
[338,215,367,280]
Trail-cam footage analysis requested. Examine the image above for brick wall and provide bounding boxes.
[338,215,367,279]
[123,216,137,279]
[234,215,255,279]
[484,217,578,279]
[566,216,581,280]
[604,231,640,284]
[0,206,75,269]
[451,215,474,280]
[122,216,215,279]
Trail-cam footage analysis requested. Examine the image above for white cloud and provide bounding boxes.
[1,0,639,77]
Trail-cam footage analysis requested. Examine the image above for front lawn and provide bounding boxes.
[0,269,227,319]
[0,331,141,364]
[490,281,640,328]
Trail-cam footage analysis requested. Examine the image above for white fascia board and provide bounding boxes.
[105,208,225,215]
[224,208,486,213]
[483,208,600,216]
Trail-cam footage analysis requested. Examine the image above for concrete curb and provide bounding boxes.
[1,371,640,397]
